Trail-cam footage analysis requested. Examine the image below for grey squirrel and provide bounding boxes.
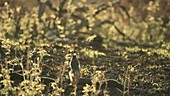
[69,52,81,85]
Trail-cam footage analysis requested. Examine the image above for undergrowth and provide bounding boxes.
[0,1,170,96]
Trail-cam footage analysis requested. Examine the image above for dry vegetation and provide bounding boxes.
[0,0,170,96]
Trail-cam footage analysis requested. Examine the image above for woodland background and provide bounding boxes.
[0,0,170,96]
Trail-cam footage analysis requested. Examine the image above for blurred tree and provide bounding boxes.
[0,0,169,45]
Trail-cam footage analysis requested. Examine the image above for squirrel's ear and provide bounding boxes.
[73,52,77,56]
